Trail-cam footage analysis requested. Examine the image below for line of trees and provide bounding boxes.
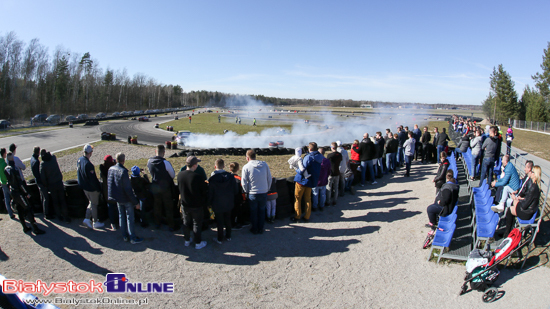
[482,42,550,123]
[0,31,184,120]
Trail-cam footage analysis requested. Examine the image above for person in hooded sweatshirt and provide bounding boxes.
[242,149,272,234]
[479,126,498,187]
[403,131,416,177]
[454,133,470,160]
[469,129,482,180]
[432,152,449,195]
[288,147,309,179]
[100,155,119,229]
[426,170,459,230]
[40,149,70,222]
[5,153,45,235]
[336,140,349,195]
[291,142,323,223]
[313,148,330,211]
[208,159,238,244]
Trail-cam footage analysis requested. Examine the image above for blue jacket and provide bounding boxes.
[413,128,422,142]
[107,163,139,205]
[77,156,101,192]
[495,162,521,191]
[294,151,323,188]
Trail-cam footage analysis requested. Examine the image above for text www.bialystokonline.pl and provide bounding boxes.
[25,297,149,306]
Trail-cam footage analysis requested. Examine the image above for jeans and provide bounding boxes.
[108,202,119,228]
[2,184,13,217]
[345,176,354,191]
[312,186,326,209]
[437,145,445,163]
[338,174,346,196]
[84,190,100,222]
[479,157,495,187]
[427,203,444,225]
[367,160,375,183]
[405,155,413,176]
[118,202,137,240]
[454,148,462,158]
[249,193,267,233]
[397,147,404,166]
[386,153,396,172]
[266,200,276,217]
[214,210,231,241]
[37,183,50,216]
[183,206,204,243]
[294,183,312,220]
[360,160,368,184]
[326,175,340,204]
[471,153,480,177]
[375,158,384,176]
[506,141,512,155]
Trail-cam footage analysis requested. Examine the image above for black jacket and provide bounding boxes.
[437,132,450,146]
[375,137,385,158]
[147,156,173,193]
[421,132,431,146]
[458,136,470,153]
[327,152,343,176]
[436,181,459,217]
[30,154,42,185]
[398,131,407,147]
[178,170,208,209]
[131,175,150,200]
[386,139,398,154]
[207,170,238,213]
[4,163,28,195]
[358,139,376,161]
[40,152,64,190]
[434,159,449,188]
[517,178,539,217]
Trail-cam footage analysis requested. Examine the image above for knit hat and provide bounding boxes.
[507,128,512,133]
[131,166,140,177]
[295,147,303,157]
[104,155,114,165]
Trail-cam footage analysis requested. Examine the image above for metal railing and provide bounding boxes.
[512,119,550,134]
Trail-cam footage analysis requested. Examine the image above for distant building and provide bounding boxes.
[360,104,372,108]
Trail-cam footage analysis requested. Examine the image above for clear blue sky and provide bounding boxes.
[1,0,549,105]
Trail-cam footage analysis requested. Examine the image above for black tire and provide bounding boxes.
[482,287,498,303]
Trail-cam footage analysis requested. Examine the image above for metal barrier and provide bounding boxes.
[513,119,550,134]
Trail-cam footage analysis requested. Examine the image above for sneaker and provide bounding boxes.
[372,181,378,185]
[82,218,93,229]
[226,238,232,241]
[32,227,46,235]
[301,218,310,223]
[491,204,505,213]
[184,236,194,247]
[123,236,129,242]
[360,184,365,187]
[290,217,300,223]
[213,237,222,244]
[23,225,32,233]
[425,223,433,228]
[195,241,207,249]
[130,237,143,244]
[93,222,105,229]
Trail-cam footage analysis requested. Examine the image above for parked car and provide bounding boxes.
[32,114,48,123]
[95,112,106,119]
[138,116,149,122]
[77,114,88,120]
[0,119,11,129]
[111,112,120,117]
[65,115,77,122]
[46,115,61,124]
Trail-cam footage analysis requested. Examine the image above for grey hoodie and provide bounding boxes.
[481,136,498,159]
[242,160,272,195]
[470,136,482,157]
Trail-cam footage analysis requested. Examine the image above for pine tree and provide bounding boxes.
[489,64,518,124]
[532,42,550,101]
[522,85,546,122]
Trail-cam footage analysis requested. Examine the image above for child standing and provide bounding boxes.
[266,177,278,223]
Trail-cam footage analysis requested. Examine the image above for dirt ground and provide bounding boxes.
[1,162,549,308]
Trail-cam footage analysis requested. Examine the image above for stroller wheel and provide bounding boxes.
[482,287,498,303]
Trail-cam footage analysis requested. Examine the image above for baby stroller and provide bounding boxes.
[459,228,532,303]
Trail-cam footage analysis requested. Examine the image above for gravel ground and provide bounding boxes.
[2,160,550,308]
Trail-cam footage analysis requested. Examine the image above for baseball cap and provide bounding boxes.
[83,144,93,153]
[131,166,140,177]
[186,156,201,166]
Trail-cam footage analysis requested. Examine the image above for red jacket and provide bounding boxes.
[351,145,360,161]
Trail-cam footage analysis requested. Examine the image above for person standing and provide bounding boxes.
[107,153,143,244]
[420,126,431,164]
[253,118,257,126]
[374,132,385,176]
[100,155,119,229]
[218,115,221,123]
[358,134,376,186]
[4,153,45,235]
[9,144,25,179]
[336,141,349,196]
[313,148,330,211]
[291,143,323,222]
[30,146,51,219]
[77,144,104,229]
[0,148,14,219]
[208,158,238,244]
[436,128,449,164]
[397,127,407,167]
[413,124,422,161]
[385,133,398,174]
[147,145,177,231]
[432,127,440,163]
[469,130,482,180]
[506,126,514,155]
[479,126,498,187]
[326,142,342,206]
[403,131,416,177]
[178,156,209,249]
[40,149,70,223]
[242,150,272,233]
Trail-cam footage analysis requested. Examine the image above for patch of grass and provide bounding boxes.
[428,121,456,148]
[163,113,294,135]
[61,153,294,182]
[508,129,550,161]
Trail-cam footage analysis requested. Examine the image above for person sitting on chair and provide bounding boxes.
[426,170,459,229]
[502,165,541,238]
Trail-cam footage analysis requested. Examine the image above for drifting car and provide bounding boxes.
[174,131,192,145]
[138,116,149,122]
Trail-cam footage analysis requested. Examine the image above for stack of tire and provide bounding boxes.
[64,179,88,218]
[275,178,293,219]
[26,178,44,214]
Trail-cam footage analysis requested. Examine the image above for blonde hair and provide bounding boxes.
[532,165,541,188]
